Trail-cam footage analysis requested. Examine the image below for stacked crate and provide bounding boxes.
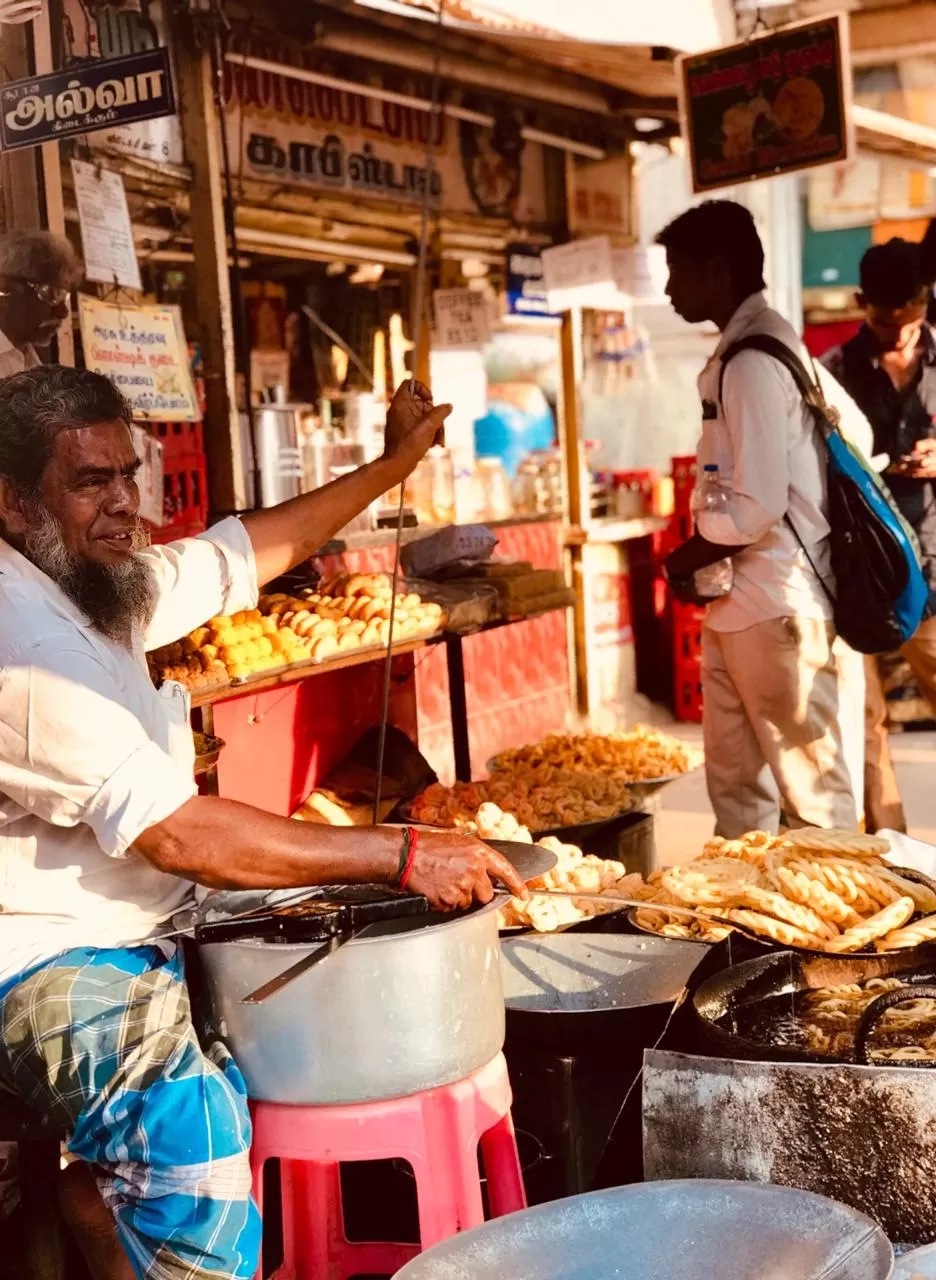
[147,420,209,544]
[668,456,704,723]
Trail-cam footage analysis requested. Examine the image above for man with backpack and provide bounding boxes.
[658,200,875,839]
[823,238,936,833]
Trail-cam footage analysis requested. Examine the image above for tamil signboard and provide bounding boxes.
[0,47,175,153]
[677,15,851,194]
[78,295,199,422]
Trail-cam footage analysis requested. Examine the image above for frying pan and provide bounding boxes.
[500,931,704,1050]
[689,942,936,1065]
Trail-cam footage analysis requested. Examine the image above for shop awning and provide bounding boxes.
[854,105,936,168]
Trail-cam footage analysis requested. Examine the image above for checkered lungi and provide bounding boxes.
[0,944,260,1280]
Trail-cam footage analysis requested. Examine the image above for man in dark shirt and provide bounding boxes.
[823,238,936,832]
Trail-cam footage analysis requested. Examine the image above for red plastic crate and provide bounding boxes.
[148,451,208,545]
[672,455,697,513]
[674,668,703,721]
[149,420,205,459]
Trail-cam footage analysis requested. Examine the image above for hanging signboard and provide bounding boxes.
[677,14,851,194]
[0,47,175,153]
[567,152,633,242]
[506,243,555,318]
[78,295,199,422]
[71,159,142,291]
[433,288,491,350]
[61,0,184,166]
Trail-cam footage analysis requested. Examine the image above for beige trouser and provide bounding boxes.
[702,617,858,838]
[864,614,936,834]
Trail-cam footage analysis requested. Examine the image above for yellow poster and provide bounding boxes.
[78,295,199,422]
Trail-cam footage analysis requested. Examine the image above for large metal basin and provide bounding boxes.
[396,1179,894,1279]
[198,900,503,1104]
[895,1243,936,1278]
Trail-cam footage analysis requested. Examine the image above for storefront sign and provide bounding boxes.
[222,33,552,223]
[433,288,490,350]
[0,47,175,152]
[71,159,142,291]
[78,295,199,422]
[62,0,183,165]
[677,15,850,193]
[506,243,552,317]
[568,152,633,242]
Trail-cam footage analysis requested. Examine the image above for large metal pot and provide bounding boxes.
[198,900,503,1104]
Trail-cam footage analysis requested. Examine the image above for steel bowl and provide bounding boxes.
[395,1179,894,1279]
[895,1243,936,1278]
[198,897,504,1104]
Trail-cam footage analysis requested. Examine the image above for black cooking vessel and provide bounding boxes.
[688,942,936,1065]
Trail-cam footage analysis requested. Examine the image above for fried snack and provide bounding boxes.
[876,912,936,952]
[873,867,936,915]
[409,770,635,833]
[724,908,828,951]
[738,886,839,942]
[700,831,789,868]
[661,857,762,907]
[769,864,862,929]
[782,857,884,916]
[824,896,915,954]
[492,726,702,782]
[786,828,890,860]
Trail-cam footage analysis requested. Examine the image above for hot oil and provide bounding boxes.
[719,989,814,1054]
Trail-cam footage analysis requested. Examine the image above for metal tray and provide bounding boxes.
[395,1179,893,1279]
[895,1242,936,1277]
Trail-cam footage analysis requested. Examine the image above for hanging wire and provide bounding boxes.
[373,0,448,824]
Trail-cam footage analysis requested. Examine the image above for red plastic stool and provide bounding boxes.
[250,1052,526,1280]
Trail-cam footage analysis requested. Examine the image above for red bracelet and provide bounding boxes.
[399,826,419,891]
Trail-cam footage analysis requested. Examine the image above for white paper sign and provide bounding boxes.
[433,288,491,350]
[71,160,142,292]
[613,245,669,303]
[130,425,164,526]
[541,236,614,293]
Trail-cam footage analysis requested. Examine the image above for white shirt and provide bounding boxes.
[696,293,874,633]
[0,517,258,986]
[0,329,39,379]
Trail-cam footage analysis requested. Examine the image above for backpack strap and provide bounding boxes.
[717,332,837,607]
[718,333,831,424]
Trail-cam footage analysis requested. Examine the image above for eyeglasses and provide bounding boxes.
[0,279,70,306]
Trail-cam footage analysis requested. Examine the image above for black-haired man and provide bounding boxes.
[823,237,936,832]
[660,200,862,839]
[0,229,81,374]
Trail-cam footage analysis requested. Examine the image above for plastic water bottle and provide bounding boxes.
[691,465,734,599]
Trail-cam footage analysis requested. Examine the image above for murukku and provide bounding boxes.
[824,896,915,953]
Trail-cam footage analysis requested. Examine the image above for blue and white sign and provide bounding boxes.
[506,243,556,317]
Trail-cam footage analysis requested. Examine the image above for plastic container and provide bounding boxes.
[690,465,733,599]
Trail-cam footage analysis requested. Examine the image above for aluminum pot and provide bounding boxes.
[198,899,503,1104]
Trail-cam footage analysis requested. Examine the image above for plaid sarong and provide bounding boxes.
[0,944,260,1280]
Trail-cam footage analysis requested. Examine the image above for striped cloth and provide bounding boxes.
[0,944,260,1280]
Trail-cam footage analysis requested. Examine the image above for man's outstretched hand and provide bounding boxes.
[383,379,451,475]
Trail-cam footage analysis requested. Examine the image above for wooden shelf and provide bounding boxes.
[190,635,438,707]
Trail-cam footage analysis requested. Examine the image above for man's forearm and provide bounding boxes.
[665,532,740,582]
[134,795,402,888]
[241,454,407,587]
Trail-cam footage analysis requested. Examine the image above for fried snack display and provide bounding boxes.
[465,803,644,933]
[631,827,936,955]
[409,769,636,833]
[148,574,444,689]
[491,726,703,783]
[799,977,936,1062]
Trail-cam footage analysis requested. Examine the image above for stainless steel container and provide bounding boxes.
[198,901,504,1104]
[242,404,309,508]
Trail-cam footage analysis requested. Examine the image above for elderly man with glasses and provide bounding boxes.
[0,229,81,376]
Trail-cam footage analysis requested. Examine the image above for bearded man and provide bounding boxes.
[0,364,523,1279]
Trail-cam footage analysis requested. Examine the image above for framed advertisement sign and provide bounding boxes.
[677,14,851,194]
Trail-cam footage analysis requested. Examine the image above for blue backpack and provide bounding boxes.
[720,334,929,655]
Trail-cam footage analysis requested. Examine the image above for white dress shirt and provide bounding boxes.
[0,517,258,986]
[696,293,874,633]
[0,329,39,380]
